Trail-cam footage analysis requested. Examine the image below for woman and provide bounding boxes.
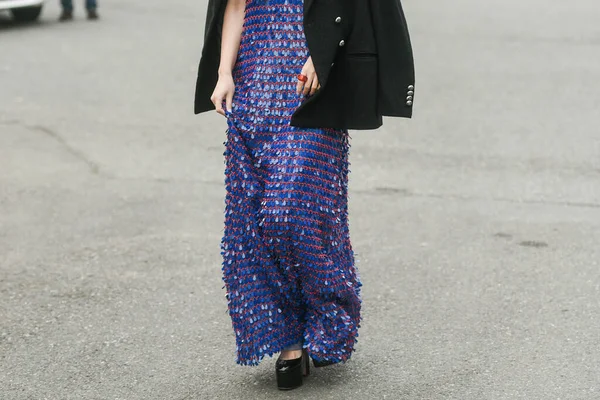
[194,0,414,390]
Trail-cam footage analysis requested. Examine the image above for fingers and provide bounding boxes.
[302,74,312,96]
[309,75,319,95]
[225,91,234,113]
[211,93,225,116]
[212,89,234,116]
[297,73,319,96]
[296,67,320,96]
[296,74,304,95]
[303,72,316,96]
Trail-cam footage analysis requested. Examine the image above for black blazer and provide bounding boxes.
[194,0,415,130]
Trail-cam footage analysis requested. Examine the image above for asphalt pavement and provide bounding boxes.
[1,0,599,399]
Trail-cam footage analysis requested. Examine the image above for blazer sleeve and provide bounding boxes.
[194,0,227,114]
[369,0,415,118]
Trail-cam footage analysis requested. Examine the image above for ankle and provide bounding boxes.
[280,349,303,360]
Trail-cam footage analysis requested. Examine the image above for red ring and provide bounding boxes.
[297,74,308,82]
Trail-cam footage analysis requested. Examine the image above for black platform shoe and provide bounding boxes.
[276,349,310,390]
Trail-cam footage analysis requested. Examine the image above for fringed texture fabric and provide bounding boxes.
[220,0,362,366]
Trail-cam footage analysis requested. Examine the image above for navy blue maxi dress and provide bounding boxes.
[221,0,362,366]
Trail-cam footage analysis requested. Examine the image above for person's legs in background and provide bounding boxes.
[86,0,99,20]
[59,0,99,21]
[59,0,74,21]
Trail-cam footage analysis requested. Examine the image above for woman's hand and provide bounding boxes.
[211,72,236,116]
[296,56,321,96]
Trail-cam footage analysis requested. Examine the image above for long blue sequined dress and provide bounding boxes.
[222,0,362,366]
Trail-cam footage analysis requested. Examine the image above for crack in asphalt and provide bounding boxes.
[31,124,109,178]
[1,119,114,179]
[3,121,598,210]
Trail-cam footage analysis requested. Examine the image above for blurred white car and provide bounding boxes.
[0,0,44,22]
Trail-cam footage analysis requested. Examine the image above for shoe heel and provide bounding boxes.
[302,349,310,377]
[312,357,338,368]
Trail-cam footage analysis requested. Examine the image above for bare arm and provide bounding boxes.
[211,0,245,115]
[218,0,245,76]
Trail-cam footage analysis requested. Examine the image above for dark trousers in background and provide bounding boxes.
[61,0,97,11]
